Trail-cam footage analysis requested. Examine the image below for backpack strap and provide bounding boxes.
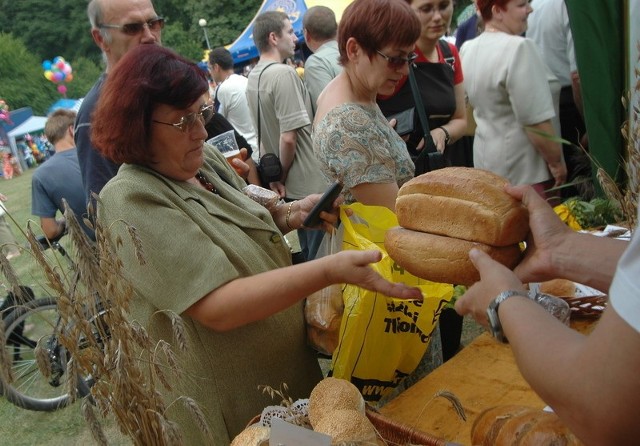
[438,40,456,71]
[256,62,278,160]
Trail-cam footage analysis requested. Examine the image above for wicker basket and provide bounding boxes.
[564,294,608,319]
[246,406,448,446]
[365,406,448,446]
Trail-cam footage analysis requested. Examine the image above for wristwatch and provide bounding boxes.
[486,290,530,343]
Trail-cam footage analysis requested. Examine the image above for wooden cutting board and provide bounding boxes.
[379,320,595,445]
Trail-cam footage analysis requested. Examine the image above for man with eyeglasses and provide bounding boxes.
[246,11,329,262]
[74,0,163,215]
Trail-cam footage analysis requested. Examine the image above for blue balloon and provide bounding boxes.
[42,60,52,70]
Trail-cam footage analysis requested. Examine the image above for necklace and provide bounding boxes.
[195,170,218,194]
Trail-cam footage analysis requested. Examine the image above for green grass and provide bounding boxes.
[0,168,130,445]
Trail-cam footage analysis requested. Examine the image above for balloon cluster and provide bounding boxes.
[0,100,11,124]
[42,56,73,95]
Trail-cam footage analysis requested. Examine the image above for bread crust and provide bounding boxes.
[396,167,529,246]
[539,279,577,298]
[471,405,583,446]
[471,405,534,446]
[385,227,522,286]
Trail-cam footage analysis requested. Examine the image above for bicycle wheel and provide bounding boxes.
[0,297,90,411]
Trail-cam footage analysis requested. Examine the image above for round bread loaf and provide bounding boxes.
[313,409,378,444]
[230,424,270,446]
[396,167,529,247]
[385,227,522,286]
[308,377,365,428]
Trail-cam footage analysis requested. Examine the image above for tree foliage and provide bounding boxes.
[0,0,263,111]
[0,33,59,115]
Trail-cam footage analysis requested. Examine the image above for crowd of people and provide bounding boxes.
[1,0,636,444]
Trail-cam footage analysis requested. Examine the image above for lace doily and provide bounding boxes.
[257,398,311,429]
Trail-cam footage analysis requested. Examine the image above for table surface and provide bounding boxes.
[379,319,595,445]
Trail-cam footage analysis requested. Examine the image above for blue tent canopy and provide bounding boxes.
[47,98,83,115]
[227,0,307,65]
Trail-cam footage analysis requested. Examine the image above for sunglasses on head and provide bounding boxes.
[99,17,165,36]
[376,50,418,69]
[152,103,215,133]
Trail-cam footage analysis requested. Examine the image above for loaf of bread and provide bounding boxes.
[385,228,522,286]
[384,167,528,286]
[396,167,529,247]
[471,405,582,446]
[539,279,577,298]
[312,409,378,444]
[308,377,365,428]
[230,424,270,446]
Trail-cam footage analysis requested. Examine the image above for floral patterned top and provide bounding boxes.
[313,103,414,204]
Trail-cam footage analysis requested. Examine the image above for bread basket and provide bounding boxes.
[246,405,450,446]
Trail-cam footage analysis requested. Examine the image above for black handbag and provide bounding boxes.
[255,63,284,186]
[257,152,283,185]
[408,63,449,176]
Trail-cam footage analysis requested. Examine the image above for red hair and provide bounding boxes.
[91,45,208,165]
[476,0,511,22]
[338,0,421,66]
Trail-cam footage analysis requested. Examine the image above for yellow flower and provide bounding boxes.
[554,204,582,230]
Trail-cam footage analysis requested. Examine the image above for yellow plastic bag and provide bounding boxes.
[331,203,454,403]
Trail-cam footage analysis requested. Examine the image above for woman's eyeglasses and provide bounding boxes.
[376,50,418,69]
[99,17,165,36]
[152,104,214,133]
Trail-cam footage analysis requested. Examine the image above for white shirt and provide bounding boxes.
[609,214,640,333]
[526,0,576,88]
[461,32,560,185]
[216,73,258,161]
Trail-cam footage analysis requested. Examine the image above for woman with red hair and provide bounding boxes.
[460,0,566,199]
[91,44,421,444]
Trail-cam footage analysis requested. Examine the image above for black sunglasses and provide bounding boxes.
[376,50,418,69]
[99,17,165,36]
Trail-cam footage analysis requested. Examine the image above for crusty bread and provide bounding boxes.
[539,279,577,298]
[385,227,522,286]
[471,405,534,446]
[494,410,552,445]
[472,405,583,446]
[396,167,529,246]
[308,377,365,428]
[313,409,378,444]
[517,412,582,445]
[230,424,270,446]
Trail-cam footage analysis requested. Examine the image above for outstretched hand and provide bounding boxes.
[331,250,423,300]
[455,248,525,326]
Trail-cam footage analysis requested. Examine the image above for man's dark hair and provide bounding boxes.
[208,47,234,70]
[303,6,338,41]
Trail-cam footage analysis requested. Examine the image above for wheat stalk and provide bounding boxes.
[2,198,213,445]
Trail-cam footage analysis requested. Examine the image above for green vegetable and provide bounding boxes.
[564,197,623,229]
